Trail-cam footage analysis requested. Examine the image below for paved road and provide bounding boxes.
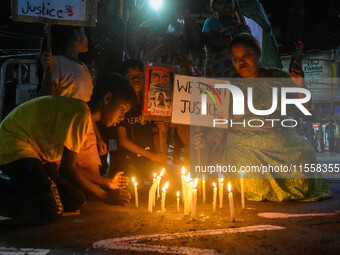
[1,181,339,255]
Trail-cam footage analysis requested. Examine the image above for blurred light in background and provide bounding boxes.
[149,0,163,11]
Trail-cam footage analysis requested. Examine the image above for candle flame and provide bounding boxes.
[181,167,186,175]
[159,168,165,177]
[134,182,137,187]
[186,173,191,182]
[228,182,231,192]
[202,174,205,179]
[193,177,198,188]
[221,177,224,183]
[132,177,135,183]
[213,183,216,187]
[177,191,180,197]
[162,181,169,191]
[153,173,157,178]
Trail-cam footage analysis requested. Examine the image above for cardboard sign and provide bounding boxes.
[143,66,177,121]
[11,0,97,26]
[171,75,230,128]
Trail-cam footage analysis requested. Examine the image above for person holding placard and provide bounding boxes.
[223,34,331,202]
[113,60,168,182]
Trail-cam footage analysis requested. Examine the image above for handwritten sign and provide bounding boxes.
[11,0,97,26]
[171,75,230,128]
[143,66,177,121]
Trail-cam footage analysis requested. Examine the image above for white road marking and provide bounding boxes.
[258,212,340,219]
[93,225,285,254]
[0,247,49,255]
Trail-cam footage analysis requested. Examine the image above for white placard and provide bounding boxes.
[171,75,230,128]
[12,0,97,26]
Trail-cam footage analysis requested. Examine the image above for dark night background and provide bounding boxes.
[0,0,340,57]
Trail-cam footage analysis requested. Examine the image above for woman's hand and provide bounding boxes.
[108,171,129,189]
[40,50,54,71]
[289,61,305,88]
[191,132,207,150]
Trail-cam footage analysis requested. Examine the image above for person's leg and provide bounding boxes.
[0,158,63,224]
[329,138,335,153]
[55,176,87,212]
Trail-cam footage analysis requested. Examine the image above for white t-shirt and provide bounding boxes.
[52,55,93,102]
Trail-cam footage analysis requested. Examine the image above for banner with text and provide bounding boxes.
[171,75,230,128]
[11,0,97,26]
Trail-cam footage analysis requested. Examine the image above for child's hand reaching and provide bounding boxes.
[108,171,129,189]
[97,139,107,156]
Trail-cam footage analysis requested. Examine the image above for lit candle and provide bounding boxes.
[132,177,135,184]
[219,176,224,208]
[191,178,198,220]
[148,169,164,213]
[153,173,157,208]
[134,182,139,208]
[157,168,165,200]
[161,181,169,215]
[202,175,206,204]
[184,174,192,215]
[148,186,156,213]
[239,171,245,209]
[177,191,180,213]
[212,183,217,213]
[181,167,186,203]
[228,182,235,222]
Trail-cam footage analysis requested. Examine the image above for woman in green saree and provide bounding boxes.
[224,34,331,202]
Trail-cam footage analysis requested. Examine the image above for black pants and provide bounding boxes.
[328,137,335,153]
[0,158,86,224]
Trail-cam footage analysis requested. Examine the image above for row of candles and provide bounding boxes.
[131,167,246,221]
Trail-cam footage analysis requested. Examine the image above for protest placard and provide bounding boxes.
[143,66,177,121]
[171,75,230,128]
[11,0,97,26]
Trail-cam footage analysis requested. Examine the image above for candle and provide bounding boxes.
[153,173,157,208]
[228,182,235,222]
[157,168,165,200]
[212,183,217,213]
[148,170,164,212]
[191,178,198,220]
[177,191,180,213]
[134,182,139,208]
[148,186,156,213]
[132,177,135,183]
[181,167,186,203]
[219,177,224,208]
[184,174,192,215]
[161,181,169,215]
[239,171,245,209]
[202,175,206,204]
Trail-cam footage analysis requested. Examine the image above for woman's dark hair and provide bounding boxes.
[230,33,262,57]
[119,59,144,76]
[50,25,83,54]
[90,72,137,108]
